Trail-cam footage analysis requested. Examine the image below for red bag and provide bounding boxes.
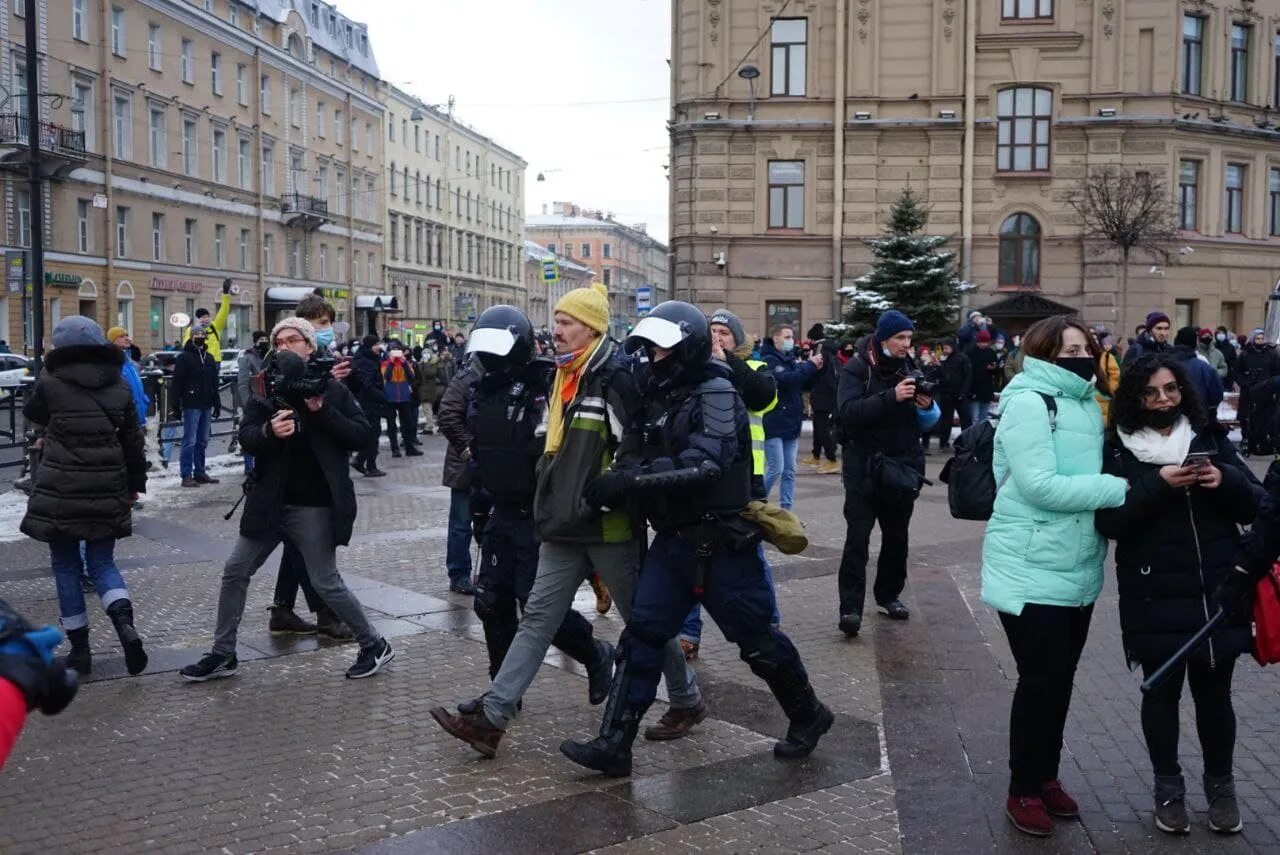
[1252,562,1280,666]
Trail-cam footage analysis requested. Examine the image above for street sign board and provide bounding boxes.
[5,251,24,294]
[636,285,652,315]
[542,258,559,283]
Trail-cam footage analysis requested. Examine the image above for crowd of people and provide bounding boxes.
[6,290,1280,849]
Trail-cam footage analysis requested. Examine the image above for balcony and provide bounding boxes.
[281,193,330,230]
[0,114,87,178]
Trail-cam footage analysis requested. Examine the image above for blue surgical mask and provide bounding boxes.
[780,339,794,353]
[314,328,335,349]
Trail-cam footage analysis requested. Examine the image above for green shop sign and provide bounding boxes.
[44,272,83,288]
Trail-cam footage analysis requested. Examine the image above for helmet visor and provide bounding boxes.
[467,327,516,356]
[625,316,685,353]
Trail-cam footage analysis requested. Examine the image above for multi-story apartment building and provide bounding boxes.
[523,238,593,331]
[671,0,1280,339]
[383,87,525,341]
[0,0,384,354]
[527,201,669,339]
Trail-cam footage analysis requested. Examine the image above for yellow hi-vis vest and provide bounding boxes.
[745,358,777,478]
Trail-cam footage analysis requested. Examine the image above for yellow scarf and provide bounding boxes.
[545,338,603,455]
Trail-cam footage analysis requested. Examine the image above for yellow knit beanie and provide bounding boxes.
[553,282,610,334]
[106,326,129,343]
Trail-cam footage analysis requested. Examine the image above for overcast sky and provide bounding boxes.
[357,0,672,240]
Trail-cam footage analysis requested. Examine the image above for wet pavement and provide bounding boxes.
[0,438,1278,853]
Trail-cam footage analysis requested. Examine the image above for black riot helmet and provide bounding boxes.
[624,300,711,387]
[468,305,534,375]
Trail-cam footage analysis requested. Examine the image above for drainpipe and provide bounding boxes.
[99,0,114,338]
[831,0,847,322]
[961,0,977,302]
[254,48,264,327]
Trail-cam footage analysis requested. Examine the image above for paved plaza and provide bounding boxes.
[2,437,1280,853]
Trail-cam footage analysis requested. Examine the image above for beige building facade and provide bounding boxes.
[0,0,385,354]
[383,87,525,342]
[671,0,1280,340]
[527,201,669,340]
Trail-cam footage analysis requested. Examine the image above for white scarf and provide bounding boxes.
[1117,415,1193,465]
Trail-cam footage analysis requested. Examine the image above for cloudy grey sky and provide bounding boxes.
[357,0,672,240]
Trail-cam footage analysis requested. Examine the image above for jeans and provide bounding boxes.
[1140,655,1238,778]
[446,488,473,584]
[179,407,212,479]
[811,410,837,461]
[243,453,255,474]
[212,505,380,655]
[764,436,799,510]
[837,463,915,618]
[966,399,992,428]
[50,538,128,630]
[272,539,322,613]
[680,543,781,644]
[484,539,700,730]
[998,603,1093,796]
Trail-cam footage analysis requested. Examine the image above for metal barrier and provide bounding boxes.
[142,372,243,468]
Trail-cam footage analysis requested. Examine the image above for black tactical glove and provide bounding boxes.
[584,470,632,510]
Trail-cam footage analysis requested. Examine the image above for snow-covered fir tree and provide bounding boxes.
[832,187,971,344]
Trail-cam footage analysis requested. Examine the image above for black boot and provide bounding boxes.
[744,636,833,759]
[773,685,834,759]
[106,599,148,676]
[559,705,643,777]
[65,626,91,676]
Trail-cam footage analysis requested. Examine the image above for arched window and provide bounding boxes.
[999,213,1040,288]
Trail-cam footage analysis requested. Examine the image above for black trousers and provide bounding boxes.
[836,465,914,617]
[935,395,963,445]
[355,409,382,469]
[272,538,322,613]
[1140,655,1237,778]
[998,603,1093,796]
[385,402,416,452]
[811,410,837,461]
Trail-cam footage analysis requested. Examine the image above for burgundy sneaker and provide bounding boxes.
[1006,796,1053,837]
[430,706,503,758]
[1041,780,1079,818]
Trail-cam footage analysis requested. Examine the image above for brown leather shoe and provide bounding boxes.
[430,706,503,757]
[643,699,709,741]
[181,477,200,488]
[193,473,220,484]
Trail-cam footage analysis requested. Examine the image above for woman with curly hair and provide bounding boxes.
[1096,352,1261,835]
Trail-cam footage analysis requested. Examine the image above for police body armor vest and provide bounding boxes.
[472,378,542,506]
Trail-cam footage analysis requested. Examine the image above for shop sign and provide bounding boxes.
[319,288,350,300]
[44,272,83,288]
[5,251,24,294]
[150,277,203,294]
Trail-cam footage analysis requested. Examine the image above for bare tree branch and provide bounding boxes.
[1065,165,1180,265]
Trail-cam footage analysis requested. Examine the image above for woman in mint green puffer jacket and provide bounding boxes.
[979,316,1128,837]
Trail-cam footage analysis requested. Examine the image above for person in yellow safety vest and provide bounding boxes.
[181,279,234,363]
[670,309,783,670]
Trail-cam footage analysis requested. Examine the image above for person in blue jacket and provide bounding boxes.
[1171,326,1224,413]
[759,323,822,510]
[107,326,148,428]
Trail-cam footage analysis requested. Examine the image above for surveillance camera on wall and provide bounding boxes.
[1179,246,1195,255]
[709,225,718,234]
[714,251,727,268]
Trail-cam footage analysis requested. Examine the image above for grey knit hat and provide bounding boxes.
[51,315,107,348]
[707,308,746,348]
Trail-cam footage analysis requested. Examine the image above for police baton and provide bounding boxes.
[1140,605,1227,694]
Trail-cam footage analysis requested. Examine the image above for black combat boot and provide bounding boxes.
[65,626,91,676]
[559,705,643,778]
[773,684,834,759]
[745,640,833,759]
[106,599,148,675]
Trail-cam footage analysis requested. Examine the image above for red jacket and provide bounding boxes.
[0,679,26,770]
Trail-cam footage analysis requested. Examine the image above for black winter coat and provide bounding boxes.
[21,345,147,542]
[836,336,925,473]
[1096,424,1261,666]
[723,352,777,413]
[1235,343,1280,389]
[172,340,219,410]
[966,345,999,402]
[936,351,972,398]
[439,361,481,490]
[238,377,369,546]
[347,348,387,418]
[808,337,840,411]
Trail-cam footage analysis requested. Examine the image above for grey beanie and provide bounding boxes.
[707,308,746,348]
[51,315,106,348]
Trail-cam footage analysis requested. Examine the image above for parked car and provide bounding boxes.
[0,353,31,390]
[219,348,242,380]
[140,351,180,375]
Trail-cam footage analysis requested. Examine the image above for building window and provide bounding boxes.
[261,142,274,194]
[73,0,87,41]
[414,125,421,153]
[351,117,359,152]
[770,19,807,96]
[1274,33,1280,109]
[230,6,238,27]
[335,168,346,215]
[353,250,361,285]
[388,113,395,141]
[71,81,93,150]
[602,243,612,259]
[1271,169,1280,237]
[180,38,193,84]
[390,161,397,195]
[237,136,250,190]
[289,88,301,127]
[235,64,247,106]
[182,116,197,175]
[334,109,343,144]
[76,200,90,253]
[998,213,1040,288]
[365,122,373,154]
[115,207,130,258]
[389,216,398,260]
[184,219,196,265]
[1225,163,1246,234]
[210,52,222,95]
[260,75,271,113]
[1002,0,1052,20]
[581,243,591,258]
[767,160,805,229]
[211,127,226,183]
[1231,24,1251,102]
[151,213,164,261]
[214,224,226,269]
[262,234,273,273]
[147,23,161,70]
[112,93,132,160]
[415,171,422,205]
[547,243,556,255]
[111,7,125,56]
[319,245,327,279]
[316,102,326,138]
[1178,160,1200,231]
[996,86,1051,172]
[336,247,344,282]
[14,191,29,247]
[289,240,302,278]
[148,105,166,168]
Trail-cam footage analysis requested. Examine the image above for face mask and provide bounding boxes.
[193,338,207,350]
[779,339,794,353]
[1216,333,1227,342]
[255,341,269,356]
[1142,406,1182,430]
[994,342,1005,352]
[1055,356,1095,383]
[314,328,335,349]
[1200,337,1212,346]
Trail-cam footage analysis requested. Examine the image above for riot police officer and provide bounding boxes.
[560,301,833,777]
[463,305,613,706]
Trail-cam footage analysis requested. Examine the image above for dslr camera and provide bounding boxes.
[902,369,937,397]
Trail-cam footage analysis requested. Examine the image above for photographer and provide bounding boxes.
[180,318,394,682]
[835,310,940,637]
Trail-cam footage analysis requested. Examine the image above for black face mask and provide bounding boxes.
[1055,357,1095,383]
[1200,337,1213,347]
[1142,407,1182,430]
[255,341,269,356]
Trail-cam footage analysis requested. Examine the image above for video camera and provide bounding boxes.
[263,350,335,408]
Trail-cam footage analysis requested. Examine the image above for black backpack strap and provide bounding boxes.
[1037,392,1058,432]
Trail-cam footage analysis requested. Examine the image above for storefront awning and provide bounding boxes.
[356,295,400,312]
[264,286,321,306]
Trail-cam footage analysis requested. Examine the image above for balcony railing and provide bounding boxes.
[0,113,86,156]
[281,193,329,217]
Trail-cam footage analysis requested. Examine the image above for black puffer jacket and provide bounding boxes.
[238,377,369,546]
[808,337,840,412]
[439,360,481,490]
[171,339,219,410]
[1095,423,1261,666]
[347,348,387,418]
[20,345,147,542]
[836,335,925,474]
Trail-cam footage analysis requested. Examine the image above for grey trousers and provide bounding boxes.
[213,505,379,655]
[484,538,702,730]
